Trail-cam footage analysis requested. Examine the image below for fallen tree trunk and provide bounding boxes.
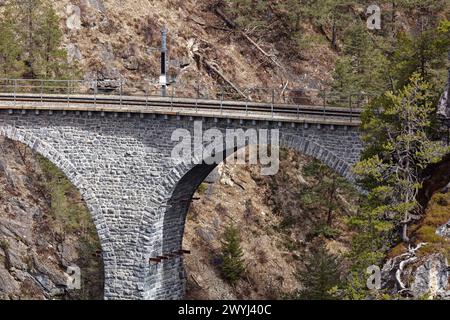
[214,7,284,70]
[214,7,237,29]
[383,242,427,295]
[195,52,247,99]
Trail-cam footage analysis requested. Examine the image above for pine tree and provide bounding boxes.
[354,73,450,243]
[220,223,245,285]
[13,0,43,78]
[301,160,352,232]
[1,0,76,79]
[38,5,70,79]
[332,24,389,96]
[304,0,357,50]
[0,6,25,77]
[390,28,448,91]
[297,243,342,300]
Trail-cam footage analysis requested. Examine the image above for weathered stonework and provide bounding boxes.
[0,109,362,299]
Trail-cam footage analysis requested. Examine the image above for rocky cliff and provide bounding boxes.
[184,149,359,299]
[54,0,335,92]
[0,137,103,300]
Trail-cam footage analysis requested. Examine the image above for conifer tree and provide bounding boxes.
[0,0,75,79]
[0,6,25,77]
[220,223,246,285]
[301,160,351,229]
[297,243,342,300]
[38,5,70,79]
[354,73,450,243]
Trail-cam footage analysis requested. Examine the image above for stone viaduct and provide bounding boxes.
[0,96,363,299]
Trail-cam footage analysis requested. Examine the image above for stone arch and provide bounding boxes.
[139,133,358,299]
[161,134,357,250]
[0,126,116,298]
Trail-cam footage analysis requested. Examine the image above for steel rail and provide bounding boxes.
[0,93,362,120]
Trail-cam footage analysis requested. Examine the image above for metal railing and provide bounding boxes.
[0,78,370,122]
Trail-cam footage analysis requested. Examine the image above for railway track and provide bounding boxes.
[0,93,362,123]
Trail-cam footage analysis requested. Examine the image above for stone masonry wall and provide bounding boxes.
[0,109,362,299]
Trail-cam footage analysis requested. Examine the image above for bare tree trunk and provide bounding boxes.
[391,1,397,36]
[401,223,409,243]
[326,177,337,226]
[331,20,337,51]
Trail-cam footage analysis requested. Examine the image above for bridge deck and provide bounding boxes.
[0,92,361,126]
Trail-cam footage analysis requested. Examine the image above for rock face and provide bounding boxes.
[410,254,449,298]
[67,43,83,63]
[382,238,450,299]
[0,137,103,300]
[86,0,106,13]
[184,150,359,299]
[436,219,450,238]
[66,5,82,30]
[203,164,224,183]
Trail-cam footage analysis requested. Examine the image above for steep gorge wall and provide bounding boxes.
[0,137,103,300]
[53,0,336,92]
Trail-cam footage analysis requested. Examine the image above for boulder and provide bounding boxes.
[66,5,82,30]
[123,56,139,71]
[67,43,83,63]
[87,0,106,13]
[410,253,449,299]
[204,165,223,183]
[436,219,450,238]
[195,227,214,243]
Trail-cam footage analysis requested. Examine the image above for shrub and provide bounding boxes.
[197,183,208,194]
[309,223,340,240]
[0,239,10,251]
[435,194,448,206]
[279,214,297,230]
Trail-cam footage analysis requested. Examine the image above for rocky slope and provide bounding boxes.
[54,0,336,94]
[0,137,103,300]
[184,149,359,299]
[382,191,450,299]
[184,150,450,300]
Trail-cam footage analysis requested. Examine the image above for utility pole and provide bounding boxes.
[160,26,168,97]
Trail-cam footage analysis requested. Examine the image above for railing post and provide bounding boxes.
[120,82,123,106]
[349,94,352,123]
[67,80,70,107]
[94,80,97,106]
[297,104,300,119]
[13,79,17,106]
[40,80,44,103]
[323,91,326,120]
[196,82,199,113]
[220,87,224,115]
[271,89,274,118]
[171,84,174,111]
[145,86,148,108]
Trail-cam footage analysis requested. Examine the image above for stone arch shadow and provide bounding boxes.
[150,134,358,299]
[0,126,117,298]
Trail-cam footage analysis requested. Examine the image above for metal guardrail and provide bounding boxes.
[0,79,369,122]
